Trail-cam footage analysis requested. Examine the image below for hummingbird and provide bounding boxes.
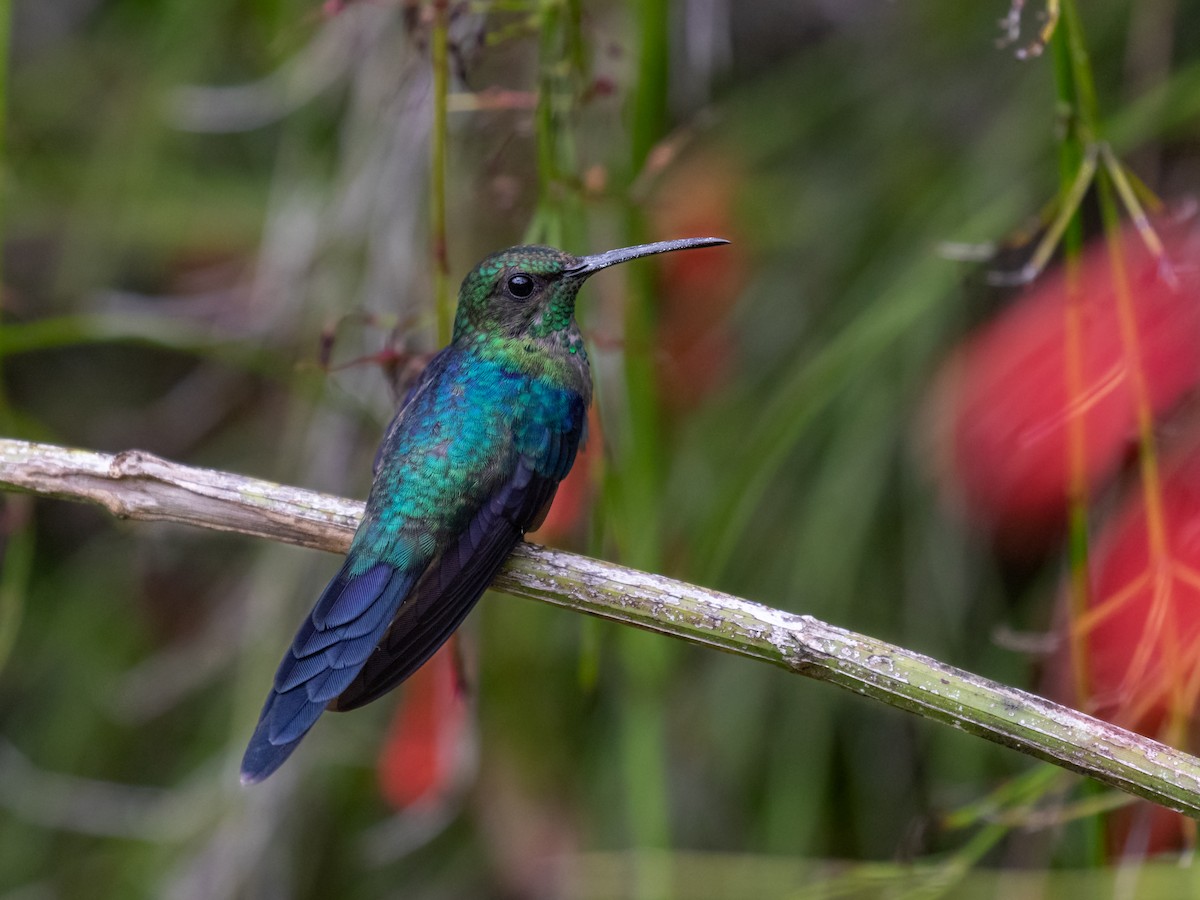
[240,236,728,783]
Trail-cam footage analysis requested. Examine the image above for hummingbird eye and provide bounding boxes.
[505,273,536,300]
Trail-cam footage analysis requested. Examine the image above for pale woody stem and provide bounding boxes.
[2,437,1200,818]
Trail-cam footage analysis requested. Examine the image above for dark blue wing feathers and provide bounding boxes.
[311,563,393,628]
[240,562,415,783]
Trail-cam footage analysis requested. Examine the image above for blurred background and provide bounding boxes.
[4,0,1200,897]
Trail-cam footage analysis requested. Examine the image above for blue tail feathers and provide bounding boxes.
[239,559,414,784]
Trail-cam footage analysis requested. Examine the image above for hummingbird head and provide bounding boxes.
[452,237,729,344]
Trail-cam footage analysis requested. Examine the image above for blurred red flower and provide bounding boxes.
[1064,435,1200,854]
[377,639,469,810]
[931,220,1200,553]
[1077,435,1200,737]
[649,148,747,413]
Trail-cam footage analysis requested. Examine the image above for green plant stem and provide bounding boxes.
[617,2,673,892]
[1051,0,1168,860]
[1049,0,1093,719]
[1049,0,1105,863]
[527,0,585,249]
[1059,0,1100,136]
[618,0,670,568]
[629,0,669,167]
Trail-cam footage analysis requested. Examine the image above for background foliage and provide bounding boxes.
[3,1,1200,897]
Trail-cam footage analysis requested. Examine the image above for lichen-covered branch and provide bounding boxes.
[3,436,1200,817]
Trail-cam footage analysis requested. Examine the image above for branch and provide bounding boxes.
[3,437,1200,817]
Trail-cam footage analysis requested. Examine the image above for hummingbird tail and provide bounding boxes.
[239,559,414,784]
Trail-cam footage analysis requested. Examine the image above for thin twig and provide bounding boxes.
[3,437,1200,817]
[430,0,452,344]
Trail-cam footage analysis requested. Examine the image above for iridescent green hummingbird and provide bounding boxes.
[241,236,728,782]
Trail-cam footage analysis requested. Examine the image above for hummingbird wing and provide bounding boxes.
[239,557,420,782]
[330,393,586,711]
[240,350,585,782]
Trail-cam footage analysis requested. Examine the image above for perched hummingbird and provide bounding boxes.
[240,237,728,783]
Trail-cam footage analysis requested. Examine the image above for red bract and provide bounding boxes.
[1077,439,1200,738]
[650,149,746,412]
[932,223,1200,551]
[377,640,469,810]
[1062,437,1200,853]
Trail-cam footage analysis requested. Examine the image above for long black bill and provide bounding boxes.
[566,237,729,277]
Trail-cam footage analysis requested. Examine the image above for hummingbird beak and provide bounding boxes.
[565,237,730,278]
